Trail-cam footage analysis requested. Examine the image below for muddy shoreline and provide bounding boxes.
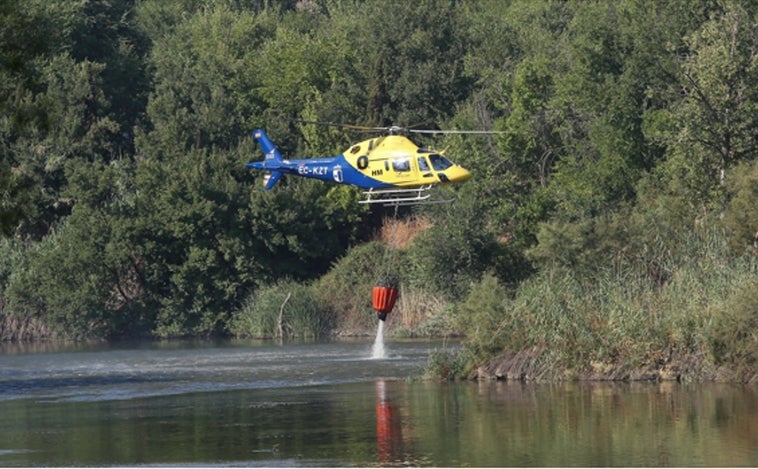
[474,347,758,384]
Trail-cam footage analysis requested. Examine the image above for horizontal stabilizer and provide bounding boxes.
[247,129,287,190]
[263,171,283,190]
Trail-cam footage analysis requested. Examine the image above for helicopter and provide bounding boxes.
[246,123,502,206]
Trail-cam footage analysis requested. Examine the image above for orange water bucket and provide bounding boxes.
[372,285,398,320]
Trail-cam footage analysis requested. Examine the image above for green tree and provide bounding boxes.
[720,159,758,253]
[5,165,149,339]
[1,0,150,239]
[409,195,501,299]
[6,53,121,239]
[136,3,271,155]
[321,0,474,127]
[126,147,263,337]
[0,160,33,237]
[656,2,758,213]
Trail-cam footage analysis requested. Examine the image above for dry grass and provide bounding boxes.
[0,313,56,341]
[390,288,447,329]
[376,215,432,249]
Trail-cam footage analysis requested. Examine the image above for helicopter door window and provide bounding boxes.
[429,154,453,171]
[392,158,410,172]
[417,157,431,172]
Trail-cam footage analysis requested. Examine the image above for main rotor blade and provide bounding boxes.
[407,129,506,135]
[294,118,384,132]
[292,118,505,135]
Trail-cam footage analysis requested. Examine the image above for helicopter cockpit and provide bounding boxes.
[428,154,453,171]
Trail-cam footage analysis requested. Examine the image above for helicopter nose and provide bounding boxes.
[443,166,472,184]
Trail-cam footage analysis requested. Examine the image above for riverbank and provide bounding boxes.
[0,313,57,342]
[473,347,758,384]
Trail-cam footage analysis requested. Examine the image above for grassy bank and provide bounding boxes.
[443,231,758,383]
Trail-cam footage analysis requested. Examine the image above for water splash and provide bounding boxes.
[371,320,385,359]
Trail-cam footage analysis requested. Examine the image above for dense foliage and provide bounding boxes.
[1,0,756,379]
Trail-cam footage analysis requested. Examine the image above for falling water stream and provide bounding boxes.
[371,320,385,359]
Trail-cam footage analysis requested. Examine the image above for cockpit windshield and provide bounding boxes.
[429,154,453,171]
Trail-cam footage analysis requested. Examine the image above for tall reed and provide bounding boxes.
[455,229,757,381]
[230,280,334,339]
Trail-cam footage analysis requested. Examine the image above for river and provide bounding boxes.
[0,339,756,467]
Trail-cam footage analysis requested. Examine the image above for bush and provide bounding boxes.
[709,284,757,365]
[721,159,758,254]
[230,280,334,339]
[455,273,511,361]
[424,347,467,381]
[405,222,496,300]
[313,241,391,335]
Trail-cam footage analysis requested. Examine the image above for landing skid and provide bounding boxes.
[358,185,456,206]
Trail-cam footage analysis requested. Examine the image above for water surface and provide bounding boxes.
[0,339,756,466]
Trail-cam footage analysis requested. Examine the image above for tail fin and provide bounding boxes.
[247,129,285,190]
[252,128,283,162]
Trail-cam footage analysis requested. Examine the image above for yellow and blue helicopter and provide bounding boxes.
[246,123,500,205]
